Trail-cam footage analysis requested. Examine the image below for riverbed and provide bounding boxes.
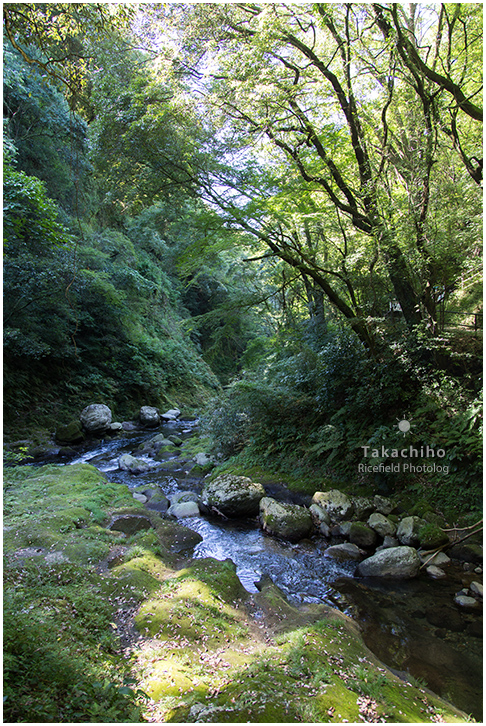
[68,418,482,720]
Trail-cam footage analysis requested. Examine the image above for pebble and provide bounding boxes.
[133,492,148,503]
[470,581,483,598]
[454,594,480,610]
[426,565,446,579]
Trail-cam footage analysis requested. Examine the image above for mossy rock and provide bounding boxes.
[153,519,203,556]
[418,523,449,549]
[55,421,85,444]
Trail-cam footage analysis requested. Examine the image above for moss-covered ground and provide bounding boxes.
[4,463,473,722]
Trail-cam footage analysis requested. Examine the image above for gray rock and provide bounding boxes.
[309,503,331,525]
[80,404,112,432]
[259,497,313,542]
[167,501,200,518]
[312,489,354,522]
[161,408,181,420]
[470,581,483,598]
[319,522,331,538]
[426,565,447,579]
[132,492,148,503]
[194,452,212,466]
[118,453,150,474]
[368,512,397,537]
[454,594,480,610]
[201,474,265,517]
[352,497,375,520]
[170,491,199,505]
[108,422,123,432]
[168,434,183,446]
[396,516,426,546]
[373,495,395,515]
[324,543,363,561]
[356,546,421,579]
[419,551,451,567]
[139,406,160,427]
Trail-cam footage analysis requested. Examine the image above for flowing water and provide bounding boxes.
[67,419,482,719]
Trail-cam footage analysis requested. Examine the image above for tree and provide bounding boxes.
[157,3,481,340]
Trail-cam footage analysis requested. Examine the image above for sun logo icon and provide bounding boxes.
[396,418,412,436]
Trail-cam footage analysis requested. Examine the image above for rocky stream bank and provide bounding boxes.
[3,404,482,722]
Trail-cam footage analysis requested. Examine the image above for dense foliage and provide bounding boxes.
[3,3,482,495]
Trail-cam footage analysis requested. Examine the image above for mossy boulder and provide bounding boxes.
[55,421,85,444]
[312,489,354,522]
[418,523,450,549]
[396,516,427,546]
[201,474,265,517]
[259,497,313,542]
[349,521,377,549]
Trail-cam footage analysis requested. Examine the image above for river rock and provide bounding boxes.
[139,406,160,427]
[356,546,421,579]
[367,512,396,537]
[259,497,313,542]
[352,497,375,520]
[470,581,483,598]
[419,551,451,567]
[170,491,199,505]
[108,422,123,432]
[309,503,331,525]
[80,404,112,432]
[145,490,169,513]
[194,452,212,466]
[118,453,150,474]
[324,543,363,561]
[454,594,480,610]
[373,495,396,515]
[132,492,148,503]
[426,565,447,579]
[167,434,183,446]
[312,489,354,522]
[167,501,200,518]
[349,522,377,549]
[201,474,265,517]
[56,421,85,444]
[161,408,181,421]
[396,516,426,546]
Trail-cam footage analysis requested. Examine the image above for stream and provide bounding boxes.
[67,418,482,720]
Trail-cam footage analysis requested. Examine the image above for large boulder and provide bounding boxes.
[80,404,112,432]
[396,516,426,546]
[201,474,265,517]
[259,497,313,542]
[56,421,85,444]
[139,406,160,427]
[312,489,354,522]
[356,546,421,579]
